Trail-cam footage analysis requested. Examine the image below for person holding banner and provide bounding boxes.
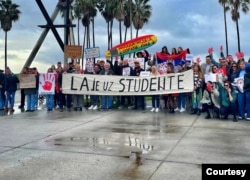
[24,68,39,112]
[45,68,55,112]
[72,64,84,111]
[65,62,75,111]
[88,64,101,110]
[99,63,114,110]
[150,66,160,112]
[57,66,65,112]
[132,59,145,110]
[115,59,134,109]
[175,63,186,112]
[190,63,204,115]
[165,63,177,113]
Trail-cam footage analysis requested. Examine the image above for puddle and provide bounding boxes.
[46,136,154,154]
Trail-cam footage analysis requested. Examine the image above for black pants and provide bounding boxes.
[20,89,25,106]
[134,96,145,109]
[220,102,237,118]
[121,96,131,106]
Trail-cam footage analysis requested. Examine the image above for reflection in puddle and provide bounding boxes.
[47,136,154,154]
[127,136,154,154]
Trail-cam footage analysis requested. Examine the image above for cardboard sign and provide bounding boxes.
[19,74,36,89]
[64,45,82,58]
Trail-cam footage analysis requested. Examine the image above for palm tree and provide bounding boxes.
[132,0,152,38]
[228,0,250,52]
[115,0,125,44]
[0,0,21,70]
[98,0,118,49]
[73,0,82,46]
[123,0,133,42]
[219,0,230,56]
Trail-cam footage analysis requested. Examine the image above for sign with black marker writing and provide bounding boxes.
[62,70,194,95]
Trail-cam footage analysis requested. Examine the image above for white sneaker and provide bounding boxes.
[93,105,98,110]
[174,107,180,111]
[151,108,155,112]
[128,106,133,109]
[155,108,159,112]
[180,108,186,112]
[88,105,94,110]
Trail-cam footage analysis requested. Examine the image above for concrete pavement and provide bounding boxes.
[0,97,250,180]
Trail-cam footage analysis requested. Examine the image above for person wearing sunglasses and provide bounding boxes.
[217,77,237,122]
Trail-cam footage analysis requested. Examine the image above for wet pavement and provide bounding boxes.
[0,91,250,179]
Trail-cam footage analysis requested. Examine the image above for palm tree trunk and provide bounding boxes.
[124,27,127,42]
[107,22,110,49]
[110,19,114,48]
[236,19,241,52]
[119,21,122,44]
[223,4,229,56]
[92,18,95,47]
[82,27,87,68]
[78,18,80,45]
[4,31,7,70]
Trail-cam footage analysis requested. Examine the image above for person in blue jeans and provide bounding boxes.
[175,63,186,112]
[4,67,19,114]
[235,59,246,119]
[45,68,55,111]
[99,63,114,110]
[150,66,160,112]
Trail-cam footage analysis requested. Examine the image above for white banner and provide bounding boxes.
[39,73,55,95]
[62,70,194,95]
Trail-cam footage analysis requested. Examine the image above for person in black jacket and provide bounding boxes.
[0,69,5,110]
[132,59,145,110]
[114,59,134,109]
[4,67,19,114]
[243,63,250,120]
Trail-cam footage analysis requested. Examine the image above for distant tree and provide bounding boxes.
[228,0,250,52]
[132,0,152,38]
[98,0,118,49]
[219,0,230,56]
[115,0,125,44]
[123,0,133,42]
[0,0,21,70]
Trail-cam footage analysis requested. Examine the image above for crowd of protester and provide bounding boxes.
[1,46,250,123]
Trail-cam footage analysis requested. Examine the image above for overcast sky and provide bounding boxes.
[0,0,250,73]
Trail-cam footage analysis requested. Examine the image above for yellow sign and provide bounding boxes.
[64,45,82,58]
